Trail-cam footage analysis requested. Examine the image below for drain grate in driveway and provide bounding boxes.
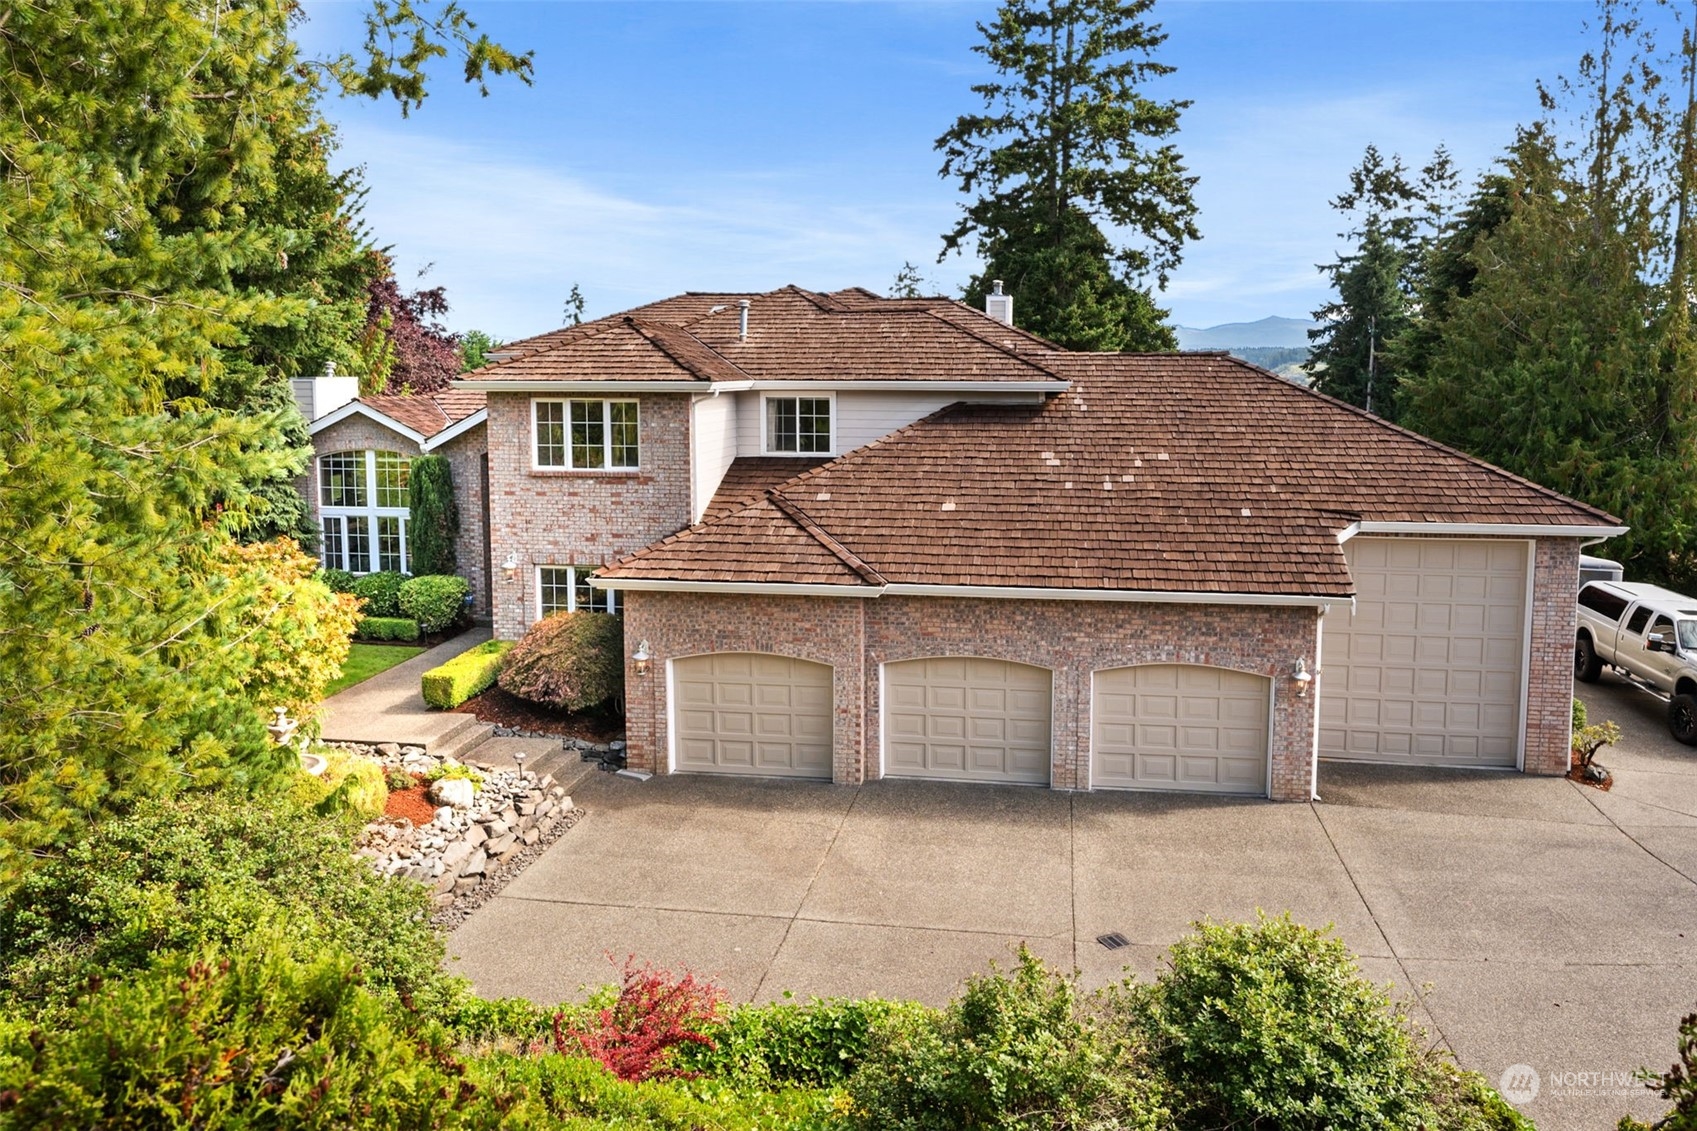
[1096,932,1130,951]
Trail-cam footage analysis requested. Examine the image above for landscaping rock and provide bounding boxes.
[377,742,401,758]
[487,833,517,858]
[460,849,488,877]
[429,777,476,809]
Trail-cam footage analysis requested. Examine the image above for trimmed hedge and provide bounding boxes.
[350,570,407,618]
[399,573,470,634]
[318,568,357,593]
[421,640,513,709]
[356,616,421,642]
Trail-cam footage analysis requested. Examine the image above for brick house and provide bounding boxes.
[361,284,1624,801]
[297,377,493,616]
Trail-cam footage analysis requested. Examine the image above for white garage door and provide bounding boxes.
[1320,537,1528,767]
[673,653,833,778]
[1092,665,1270,794]
[884,658,1052,784]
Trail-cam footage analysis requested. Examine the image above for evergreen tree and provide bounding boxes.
[1305,146,1456,419]
[890,262,931,299]
[459,329,503,371]
[564,283,587,326]
[0,0,528,882]
[937,0,1199,351]
[408,457,460,576]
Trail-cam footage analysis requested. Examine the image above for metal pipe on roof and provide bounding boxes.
[738,298,750,341]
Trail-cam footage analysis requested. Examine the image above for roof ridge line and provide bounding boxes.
[764,490,886,586]
[1216,356,1622,525]
[920,308,1067,381]
[623,316,743,382]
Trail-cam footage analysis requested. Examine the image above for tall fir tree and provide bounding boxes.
[937,0,1199,351]
[1305,146,1455,419]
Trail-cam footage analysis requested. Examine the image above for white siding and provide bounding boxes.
[734,390,1041,456]
[690,393,739,523]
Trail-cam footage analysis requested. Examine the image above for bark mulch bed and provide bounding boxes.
[385,773,439,823]
[449,684,623,743]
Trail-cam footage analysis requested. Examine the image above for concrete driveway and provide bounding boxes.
[450,676,1697,1131]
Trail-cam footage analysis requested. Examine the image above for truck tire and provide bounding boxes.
[1574,634,1603,683]
[1671,693,1697,746]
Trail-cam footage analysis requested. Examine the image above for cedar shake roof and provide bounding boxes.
[703,456,836,521]
[460,286,1068,386]
[602,353,1620,597]
[357,388,486,439]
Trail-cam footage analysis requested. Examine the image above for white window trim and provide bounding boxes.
[531,397,640,471]
[760,392,836,456]
[533,564,618,622]
[319,449,410,575]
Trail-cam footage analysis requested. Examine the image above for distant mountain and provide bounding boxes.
[1174,316,1319,351]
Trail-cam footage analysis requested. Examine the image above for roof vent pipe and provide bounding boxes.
[738,299,751,341]
[986,280,1013,326]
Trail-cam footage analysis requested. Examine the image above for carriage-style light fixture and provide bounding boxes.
[632,640,651,678]
[501,551,520,582]
[1292,657,1313,697]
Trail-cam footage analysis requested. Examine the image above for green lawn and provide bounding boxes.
[324,643,426,698]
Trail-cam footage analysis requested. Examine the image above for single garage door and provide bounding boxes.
[1093,664,1270,794]
[673,653,833,778]
[884,657,1052,783]
[1320,537,1527,766]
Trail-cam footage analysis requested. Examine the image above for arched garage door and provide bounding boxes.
[1093,665,1270,795]
[883,658,1052,784]
[1319,537,1527,767]
[672,653,833,778]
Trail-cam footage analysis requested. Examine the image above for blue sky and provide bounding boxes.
[297,1,1597,341]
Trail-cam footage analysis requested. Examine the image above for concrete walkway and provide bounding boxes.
[448,677,1697,1131]
[320,626,492,750]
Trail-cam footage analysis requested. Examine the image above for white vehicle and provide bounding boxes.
[1575,579,1697,743]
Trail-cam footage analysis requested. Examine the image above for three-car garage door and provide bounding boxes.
[883,658,1052,783]
[1092,665,1270,794]
[673,653,833,778]
[1320,537,1528,767]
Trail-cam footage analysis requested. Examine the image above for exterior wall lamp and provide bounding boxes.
[1292,657,1313,697]
[632,640,651,678]
[501,552,520,582]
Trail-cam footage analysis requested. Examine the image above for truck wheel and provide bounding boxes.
[1670,694,1697,746]
[1574,634,1603,683]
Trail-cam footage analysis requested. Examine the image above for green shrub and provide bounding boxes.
[0,791,449,1020]
[422,640,513,709]
[356,615,421,641]
[385,768,417,792]
[427,762,485,789]
[846,946,1167,1130]
[1131,913,1432,1131]
[0,934,508,1130]
[680,996,930,1088]
[409,454,460,576]
[498,611,624,712]
[1574,696,1588,731]
[350,569,408,618]
[318,567,358,593]
[1420,1060,1537,1131]
[400,573,471,633]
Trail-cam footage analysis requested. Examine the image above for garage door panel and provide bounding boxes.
[1321,538,1525,768]
[883,658,1052,784]
[1093,665,1269,795]
[672,654,833,778]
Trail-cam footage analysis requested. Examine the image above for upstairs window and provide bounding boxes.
[534,399,639,469]
[766,395,833,454]
[319,450,411,574]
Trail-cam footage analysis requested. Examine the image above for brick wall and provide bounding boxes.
[1526,537,1582,775]
[304,415,490,616]
[485,392,693,639]
[622,591,1322,800]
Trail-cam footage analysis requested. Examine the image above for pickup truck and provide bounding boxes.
[1575,579,1697,743]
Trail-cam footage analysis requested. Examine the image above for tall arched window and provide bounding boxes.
[320,450,411,574]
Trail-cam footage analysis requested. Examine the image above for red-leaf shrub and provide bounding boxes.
[554,957,725,1081]
[497,611,623,712]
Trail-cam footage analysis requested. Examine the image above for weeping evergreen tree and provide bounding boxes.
[408,456,460,577]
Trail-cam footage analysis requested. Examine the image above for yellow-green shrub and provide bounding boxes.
[421,640,512,709]
[292,747,387,820]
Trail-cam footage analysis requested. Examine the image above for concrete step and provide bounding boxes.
[431,720,496,764]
